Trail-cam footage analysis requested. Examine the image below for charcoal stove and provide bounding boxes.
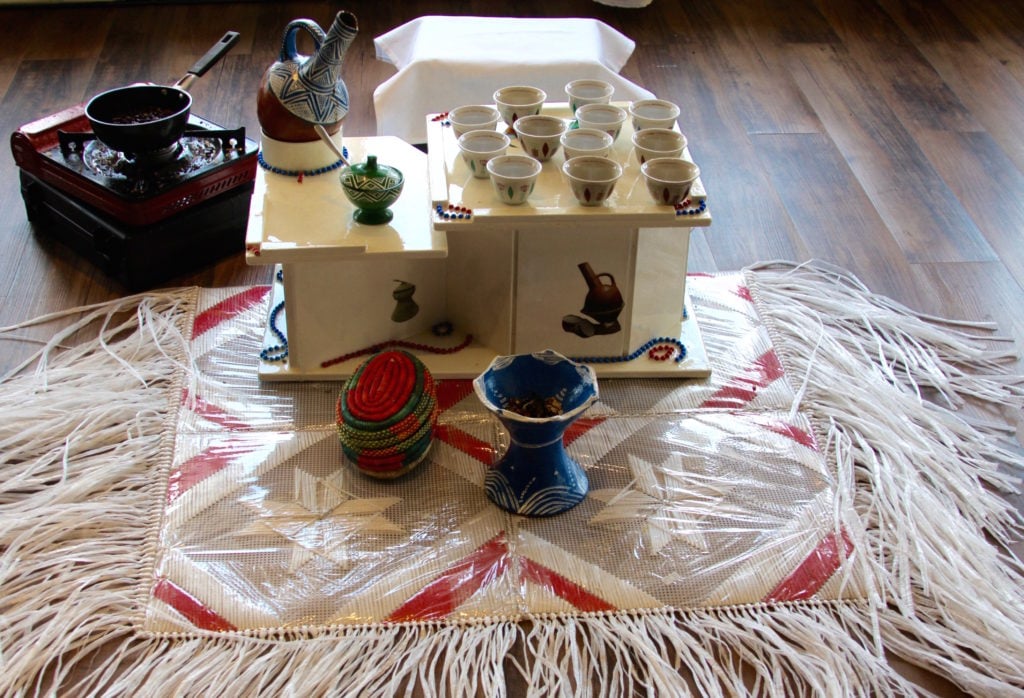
[11,104,258,290]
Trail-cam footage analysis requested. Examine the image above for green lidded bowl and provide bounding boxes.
[339,154,404,225]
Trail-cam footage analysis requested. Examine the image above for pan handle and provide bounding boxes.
[175,31,241,90]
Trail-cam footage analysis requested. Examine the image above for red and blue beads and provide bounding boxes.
[674,198,707,216]
[571,337,687,365]
[435,203,473,220]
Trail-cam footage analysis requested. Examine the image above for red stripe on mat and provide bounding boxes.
[435,379,475,412]
[152,578,236,632]
[764,528,855,602]
[433,423,496,464]
[192,286,270,338]
[700,348,785,409]
[387,534,510,622]
[519,558,616,612]
[751,415,819,451]
[166,440,262,504]
[563,416,607,446]
[181,390,253,431]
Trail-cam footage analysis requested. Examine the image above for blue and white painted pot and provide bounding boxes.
[473,350,598,517]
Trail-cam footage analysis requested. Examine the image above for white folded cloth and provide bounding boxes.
[373,16,655,143]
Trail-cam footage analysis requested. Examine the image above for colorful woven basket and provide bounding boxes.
[336,350,438,478]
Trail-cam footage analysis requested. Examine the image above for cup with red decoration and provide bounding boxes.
[493,85,546,127]
[513,114,568,161]
[641,157,700,206]
[575,103,628,142]
[564,79,614,114]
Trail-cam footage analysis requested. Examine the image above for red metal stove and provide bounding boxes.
[11,104,258,290]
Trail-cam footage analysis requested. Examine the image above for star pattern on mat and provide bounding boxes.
[589,453,732,554]
[238,468,404,571]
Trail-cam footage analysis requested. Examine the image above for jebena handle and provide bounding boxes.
[280,19,326,62]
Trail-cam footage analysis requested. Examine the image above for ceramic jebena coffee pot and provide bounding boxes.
[257,11,358,143]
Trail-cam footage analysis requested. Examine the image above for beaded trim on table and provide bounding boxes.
[257,147,350,179]
[571,336,687,365]
[675,198,707,216]
[259,269,288,363]
[320,333,474,369]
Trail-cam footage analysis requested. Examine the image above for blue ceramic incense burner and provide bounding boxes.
[473,350,598,517]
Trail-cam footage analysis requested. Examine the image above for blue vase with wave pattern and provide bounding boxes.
[473,350,598,517]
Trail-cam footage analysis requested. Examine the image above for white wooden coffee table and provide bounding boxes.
[246,107,711,380]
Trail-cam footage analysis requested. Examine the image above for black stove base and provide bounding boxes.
[20,170,254,291]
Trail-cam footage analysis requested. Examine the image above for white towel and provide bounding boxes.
[373,16,656,143]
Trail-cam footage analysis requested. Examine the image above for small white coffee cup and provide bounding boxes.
[564,79,614,113]
[487,154,543,205]
[628,99,681,131]
[458,130,510,178]
[631,128,687,165]
[575,103,628,142]
[449,105,500,138]
[641,157,700,206]
[561,128,614,160]
[562,156,623,207]
[513,114,568,161]
[493,85,546,126]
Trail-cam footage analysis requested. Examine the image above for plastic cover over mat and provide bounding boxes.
[146,273,866,633]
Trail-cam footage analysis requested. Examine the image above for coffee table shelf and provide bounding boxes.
[246,107,712,381]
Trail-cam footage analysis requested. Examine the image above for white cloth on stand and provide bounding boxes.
[373,16,655,143]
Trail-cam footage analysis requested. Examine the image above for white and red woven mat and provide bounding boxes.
[148,273,864,632]
[4,261,1022,696]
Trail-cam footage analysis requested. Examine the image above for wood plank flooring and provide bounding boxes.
[1,0,1022,371]
[0,1,1021,693]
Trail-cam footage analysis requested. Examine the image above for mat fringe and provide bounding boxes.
[746,260,1024,697]
[1,261,1023,696]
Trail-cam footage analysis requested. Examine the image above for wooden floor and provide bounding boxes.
[0,0,1021,694]
[2,0,1024,378]
[1,0,1023,370]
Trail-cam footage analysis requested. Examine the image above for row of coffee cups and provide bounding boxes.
[460,133,700,208]
[450,81,700,207]
[466,152,624,208]
[450,82,681,139]
[480,155,700,207]
[509,115,690,165]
